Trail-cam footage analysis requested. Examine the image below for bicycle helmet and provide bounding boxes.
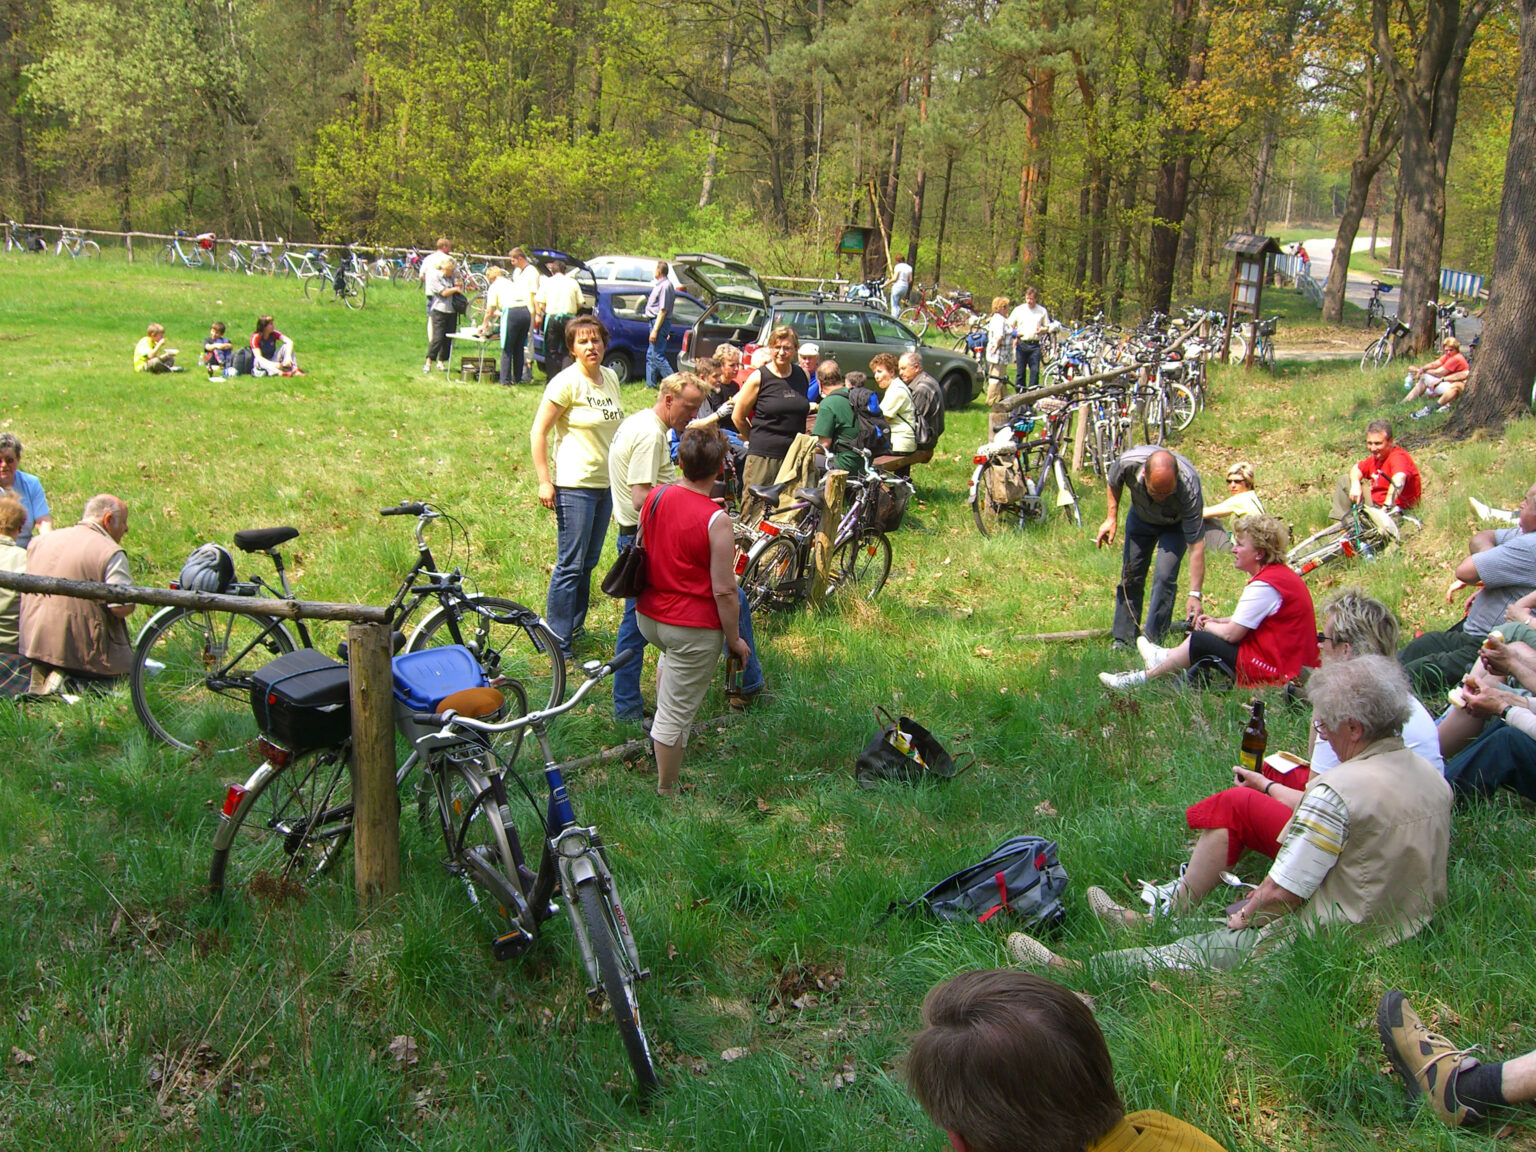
[178,543,235,593]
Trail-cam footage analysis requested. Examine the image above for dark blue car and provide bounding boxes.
[530,250,705,384]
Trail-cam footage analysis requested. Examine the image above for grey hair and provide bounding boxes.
[899,350,923,369]
[1322,588,1400,658]
[0,432,21,458]
[82,494,125,522]
[1307,654,1411,743]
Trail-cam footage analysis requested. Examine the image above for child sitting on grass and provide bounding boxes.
[133,324,182,373]
[202,322,234,379]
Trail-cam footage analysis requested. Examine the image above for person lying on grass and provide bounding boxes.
[1012,656,1451,978]
[1100,514,1318,692]
[1110,590,1444,922]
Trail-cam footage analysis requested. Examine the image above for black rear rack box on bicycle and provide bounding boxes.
[250,650,351,752]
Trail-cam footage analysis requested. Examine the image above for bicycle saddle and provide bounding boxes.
[748,481,792,502]
[796,487,827,509]
[233,526,300,552]
[433,686,505,720]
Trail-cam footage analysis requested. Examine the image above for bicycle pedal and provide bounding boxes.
[492,927,535,961]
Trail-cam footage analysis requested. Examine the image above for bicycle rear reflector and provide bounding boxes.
[256,737,291,768]
[221,784,249,818]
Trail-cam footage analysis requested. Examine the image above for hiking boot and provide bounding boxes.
[1137,636,1172,669]
[1098,670,1147,691]
[1007,932,1061,968]
[1377,990,1482,1127]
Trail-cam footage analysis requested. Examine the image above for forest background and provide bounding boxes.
[0,0,1522,325]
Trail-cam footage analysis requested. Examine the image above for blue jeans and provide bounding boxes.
[611,530,764,718]
[546,487,613,655]
[645,319,673,388]
[1112,508,1189,647]
[1015,339,1042,392]
[890,286,908,316]
[1445,721,1536,802]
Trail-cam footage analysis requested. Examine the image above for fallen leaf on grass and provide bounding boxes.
[387,1035,419,1067]
[720,1047,750,1062]
[1034,800,1058,818]
[973,646,993,658]
[11,1047,35,1066]
[829,1060,857,1089]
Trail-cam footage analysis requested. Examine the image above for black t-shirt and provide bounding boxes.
[746,365,811,461]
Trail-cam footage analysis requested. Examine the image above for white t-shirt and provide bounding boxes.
[881,380,918,453]
[1309,697,1445,775]
[508,263,540,309]
[1007,301,1051,341]
[891,261,913,289]
[607,409,674,530]
[485,277,519,314]
[421,250,452,295]
[1229,579,1284,630]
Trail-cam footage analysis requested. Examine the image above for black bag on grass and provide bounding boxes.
[855,706,974,788]
[893,835,1068,928]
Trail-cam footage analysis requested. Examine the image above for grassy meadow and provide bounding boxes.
[2,250,1535,1150]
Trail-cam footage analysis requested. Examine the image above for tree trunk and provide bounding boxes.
[1147,0,1207,315]
[698,38,737,209]
[934,152,954,284]
[1245,131,1276,233]
[907,66,932,267]
[1322,72,1398,324]
[1448,0,1536,434]
[1389,165,1404,266]
[1015,70,1055,278]
[1374,0,1493,353]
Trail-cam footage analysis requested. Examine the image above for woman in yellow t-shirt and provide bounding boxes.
[1202,461,1264,553]
[530,315,625,658]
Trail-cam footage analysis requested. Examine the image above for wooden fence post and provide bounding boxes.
[809,469,848,609]
[347,621,399,908]
[125,234,133,264]
[1071,398,1090,473]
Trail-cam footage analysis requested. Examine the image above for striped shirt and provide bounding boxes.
[1269,783,1349,899]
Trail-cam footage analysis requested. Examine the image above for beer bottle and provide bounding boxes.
[1240,699,1267,772]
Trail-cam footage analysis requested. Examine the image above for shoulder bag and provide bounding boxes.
[601,486,664,599]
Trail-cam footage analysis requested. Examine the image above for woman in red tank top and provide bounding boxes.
[636,427,751,795]
[1099,514,1318,692]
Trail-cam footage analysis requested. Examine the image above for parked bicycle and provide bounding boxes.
[737,461,907,612]
[1286,503,1420,577]
[898,285,976,338]
[54,228,101,259]
[1365,280,1394,329]
[209,645,659,1094]
[4,220,46,252]
[131,502,564,755]
[156,230,212,270]
[1361,316,1413,372]
[221,240,276,275]
[1426,298,1466,343]
[967,403,1082,537]
[1230,315,1278,369]
[304,244,367,308]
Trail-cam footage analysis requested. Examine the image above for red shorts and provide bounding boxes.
[1184,764,1314,867]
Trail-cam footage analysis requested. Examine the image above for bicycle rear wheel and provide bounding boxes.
[406,596,565,716]
[436,750,527,926]
[341,271,367,309]
[1165,383,1197,431]
[131,607,298,754]
[208,745,354,898]
[575,878,660,1096]
[302,273,325,301]
[82,240,101,259]
[971,460,1027,537]
[830,527,892,602]
[1286,523,1352,576]
[1360,337,1393,372]
[740,536,802,613]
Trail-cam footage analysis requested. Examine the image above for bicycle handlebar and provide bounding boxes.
[381,502,427,516]
[411,647,641,730]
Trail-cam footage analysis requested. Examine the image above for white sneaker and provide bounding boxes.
[1139,864,1187,912]
[1469,497,1493,520]
[1136,636,1172,669]
[142,659,165,680]
[1098,669,1147,691]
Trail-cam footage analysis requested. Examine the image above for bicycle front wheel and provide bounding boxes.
[407,596,565,715]
[208,745,354,898]
[830,527,892,603]
[155,244,175,268]
[575,878,660,1096]
[438,752,526,924]
[897,307,929,337]
[341,271,367,309]
[1166,383,1197,431]
[251,253,276,276]
[302,273,324,301]
[132,607,298,754]
[82,240,101,259]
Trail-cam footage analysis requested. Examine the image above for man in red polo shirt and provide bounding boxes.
[1330,419,1421,521]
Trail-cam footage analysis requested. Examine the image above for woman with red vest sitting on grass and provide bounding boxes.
[1099,514,1319,691]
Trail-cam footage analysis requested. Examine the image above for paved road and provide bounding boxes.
[1300,237,1482,344]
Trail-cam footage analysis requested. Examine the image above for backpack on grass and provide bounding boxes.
[231,346,256,376]
[891,835,1068,929]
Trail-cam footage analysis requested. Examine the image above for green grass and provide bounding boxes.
[1,250,1534,1149]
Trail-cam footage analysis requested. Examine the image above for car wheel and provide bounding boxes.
[940,370,973,410]
[602,350,633,384]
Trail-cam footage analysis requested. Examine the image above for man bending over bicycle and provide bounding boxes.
[1329,419,1420,523]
